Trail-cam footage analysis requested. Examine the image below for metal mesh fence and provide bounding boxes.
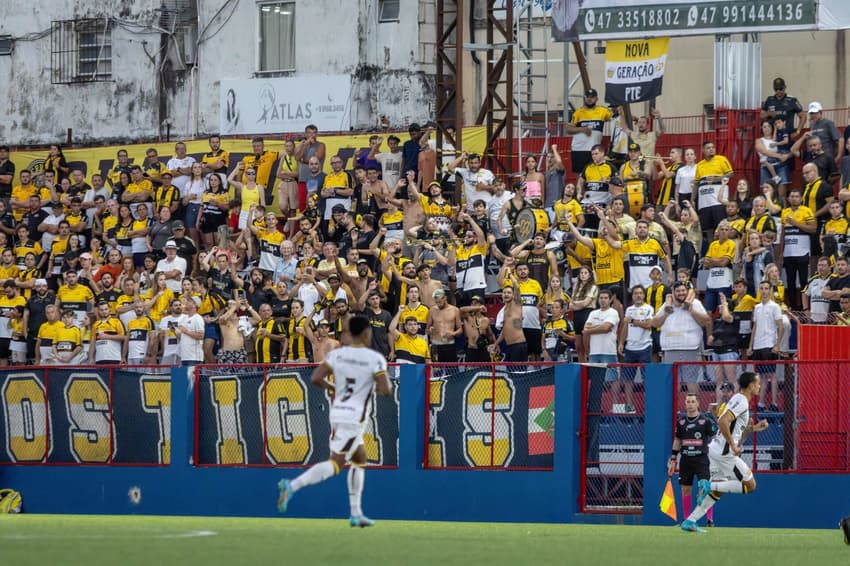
[580,363,645,513]
[424,363,555,470]
[673,360,850,473]
[195,364,399,467]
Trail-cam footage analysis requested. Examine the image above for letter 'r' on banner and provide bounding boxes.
[604,38,669,106]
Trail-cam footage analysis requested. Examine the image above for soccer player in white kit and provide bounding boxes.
[277,315,392,527]
[681,371,768,533]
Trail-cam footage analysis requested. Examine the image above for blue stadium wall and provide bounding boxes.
[0,364,845,528]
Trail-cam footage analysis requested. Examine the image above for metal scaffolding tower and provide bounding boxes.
[472,0,514,175]
[435,0,465,155]
[514,3,551,175]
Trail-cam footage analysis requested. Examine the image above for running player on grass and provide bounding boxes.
[277,315,393,527]
[681,371,768,533]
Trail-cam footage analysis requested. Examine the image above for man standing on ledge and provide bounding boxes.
[277,315,392,528]
[565,88,613,175]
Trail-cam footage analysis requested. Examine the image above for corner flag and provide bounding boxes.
[659,478,677,522]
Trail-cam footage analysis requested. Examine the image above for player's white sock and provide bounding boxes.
[686,494,717,523]
[710,480,744,494]
[348,464,365,517]
[291,460,336,493]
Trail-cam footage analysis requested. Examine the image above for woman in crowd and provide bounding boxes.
[544,274,570,318]
[142,271,175,323]
[741,231,774,296]
[568,265,598,363]
[674,147,697,210]
[543,298,574,362]
[732,178,754,219]
[111,171,132,204]
[228,164,264,232]
[148,205,174,257]
[108,204,134,259]
[199,172,230,250]
[182,162,206,247]
[44,144,70,183]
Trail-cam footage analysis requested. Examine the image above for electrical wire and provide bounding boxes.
[197,0,240,45]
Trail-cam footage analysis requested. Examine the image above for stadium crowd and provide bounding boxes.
[0,77,848,397]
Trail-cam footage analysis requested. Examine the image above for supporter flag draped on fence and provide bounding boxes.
[527,385,555,455]
[604,38,669,105]
[659,477,677,521]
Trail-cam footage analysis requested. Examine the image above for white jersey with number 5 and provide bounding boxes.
[710,392,750,455]
[324,346,388,425]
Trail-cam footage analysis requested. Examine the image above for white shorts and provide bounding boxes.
[329,421,365,459]
[709,442,753,482]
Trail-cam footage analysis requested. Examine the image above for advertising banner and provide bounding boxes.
[604,38,669,105]
[220,75,352,135]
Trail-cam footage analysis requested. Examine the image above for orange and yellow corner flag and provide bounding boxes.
[659,478,677,522]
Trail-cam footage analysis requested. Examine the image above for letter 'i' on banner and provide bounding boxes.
[659,476,677,522]
[604,38,669,106]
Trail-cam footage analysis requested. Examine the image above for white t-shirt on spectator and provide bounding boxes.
[752,300,783,350]
[454,167,495,211]
[660,300,708,351]
[156,256,187,293]
[178,313,205,362]
[166,156,197,192]
[586,307,620,356]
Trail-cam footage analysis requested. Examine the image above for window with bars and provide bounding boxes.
[258,2,295,73]
[51,19,112,84]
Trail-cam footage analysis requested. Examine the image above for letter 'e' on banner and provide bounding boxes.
[604,38,669,106]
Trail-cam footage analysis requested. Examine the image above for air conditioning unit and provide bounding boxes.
[178,25,197,66]
[166,25,197,71]
[0,36,13,56]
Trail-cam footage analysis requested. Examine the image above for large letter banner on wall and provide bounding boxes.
[427,367,555,469]
[604,38,669,106]
[196,367,399,467]
[0,369,171,465]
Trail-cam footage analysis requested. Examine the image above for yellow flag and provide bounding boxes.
[659,478,677,522]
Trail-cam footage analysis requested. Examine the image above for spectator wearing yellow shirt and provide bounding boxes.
[703,220,737,312]
[10,169,38,223]
[242,137,279,209]
[52,309,84,365]
[122,165,154,220]
[779,187,817,310]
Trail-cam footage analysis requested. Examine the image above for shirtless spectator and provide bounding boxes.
[304,319,340,363]
[216,299,250,364]
[426,288,462,363]
[461,295,495,362]
[491,276,527,362]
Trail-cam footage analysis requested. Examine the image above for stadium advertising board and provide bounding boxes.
[0,369,170,465]
[579,0,817,38]
[220,75,351,135]
[500,0,850,38]
[195,367,399,467]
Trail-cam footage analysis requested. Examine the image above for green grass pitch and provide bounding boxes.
[0,515,846,566]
